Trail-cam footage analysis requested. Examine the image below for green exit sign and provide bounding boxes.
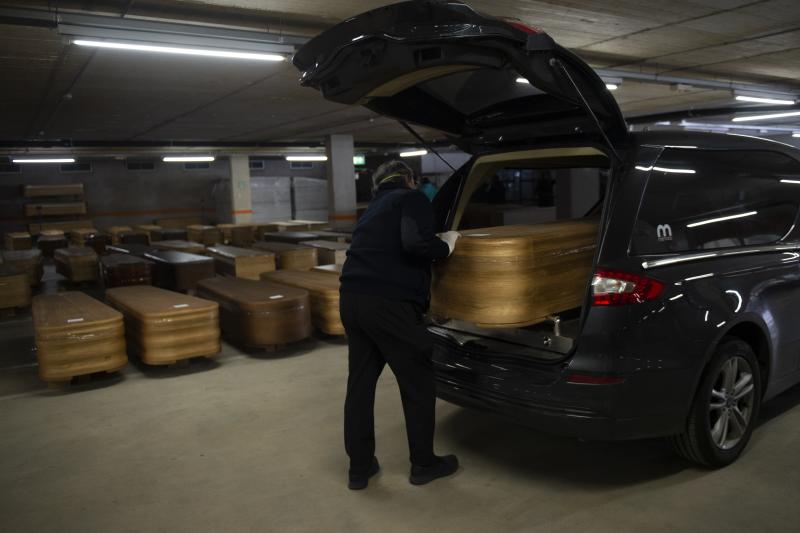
[353,154,366,166]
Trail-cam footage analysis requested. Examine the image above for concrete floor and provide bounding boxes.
[2,270,800,532]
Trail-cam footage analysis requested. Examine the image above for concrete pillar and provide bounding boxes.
[325,134,357,229]
[229,155,252,224]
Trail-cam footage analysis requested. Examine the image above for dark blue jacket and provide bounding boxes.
[340,183,449,306]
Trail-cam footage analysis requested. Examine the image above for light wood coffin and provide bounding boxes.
[69,227,98,245]
[261,270,343,335]
[5,232,32,250]
[301,240,348,265]
[32,292,127,382]
[229,224,256,246]
[262,231,320,245]
[291,220,329,231]
[256,221,309,234]
[107,226,133,245]
[252,241,318,271]
[24,183,84,198]
[105,285,220,364]
[430,220,598,328]
[101,254,154,287]
[54,247,99,282]
[134,225,162,242]
[2,250,44,286]
[25,202,87,217]
[0,266,31,310]
[196,277,312,348]
[37,230,68,257]
[151,240,206,254]
[144,250,215,292]
[312,264,342,276]
[186,225,222,246]
[206,245,276,280]
[28,220,94,236]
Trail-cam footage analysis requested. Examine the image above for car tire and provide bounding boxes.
[671,337,761,468]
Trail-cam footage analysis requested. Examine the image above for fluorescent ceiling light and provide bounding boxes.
[286,155,327,162]
[399,150,428,158]
[12,157,75,164]
[732,110,800,122]
[735,95,795,105]
[516,77,529,84]
[634,165,696,174]
[686,211,758,228]
[793,133,800,138]
[73,39,285,62]
[162,156,215,162]
[780,179,800,184]
[605,83,618,91]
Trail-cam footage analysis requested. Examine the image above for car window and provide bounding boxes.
[631,149,800,255]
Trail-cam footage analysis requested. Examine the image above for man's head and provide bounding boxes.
[372,160,416,191]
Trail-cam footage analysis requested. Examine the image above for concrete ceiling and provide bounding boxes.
[1,0,799,148]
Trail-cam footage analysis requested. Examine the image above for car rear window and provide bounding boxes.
[631,148,800,255]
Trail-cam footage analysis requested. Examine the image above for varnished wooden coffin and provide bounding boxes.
[312,264,342,276]
[107,226,133,245]
[262,231,319,244]
[151,239,206,254]
[69,227,98,245]
[301,240,348,265]
[196,277,312,348]
[24,183,84,198]
[206,245,276,280]
[226,224,256,246]
[144,250,215,292]
[120,232,149,245]
[152,228,187,241]
[134,225,162,242]
[5,232,32,251]
[105,285,220,365]
[291,219,329,231]
[86,233,112,255]
[28,220,93,236]
[2,249,44,286]
[24,202,87,217]
[32,292,127,383]
[430,220,598,328]
[186,225,222,246]
[310,230,351,243]
[252,241,318,271]
[101,254,154,287]
[261,270,343,335]
[0,265,31,310]
[54,247,99,283]
[37,230,68,257]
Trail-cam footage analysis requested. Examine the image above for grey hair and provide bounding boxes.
[372,160,414,191]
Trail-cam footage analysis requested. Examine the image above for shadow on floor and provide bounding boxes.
[128,352,222,379]
[236,337,322,360]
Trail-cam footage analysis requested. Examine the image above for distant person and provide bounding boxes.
[418,177,438,201]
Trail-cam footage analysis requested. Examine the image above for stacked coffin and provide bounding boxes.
[107,226,134,245]
[54,247,99,283]
[301,240,348,265]
[257,221,309,234]
[144,250,215,292]
[151,240,206,254]
[2,250,44,286]
[68,227,98,246]
[119,231,149,245]
[291,220,329,231]
[29,220,94,236]
[253,241,317,271]
[261,270,343,335]
[101,254,154,287]
[32,292,128,384]
[228,224,256,246]
[262,231,319,245]
[134,225,162,242]
[0,265,31,311]
[105,285,220,365]
[186,225,222,246]
[37,230,68,257]
[5,232,32,250]
[196,277,312,349]
[430,220,598,328]
[206,245,275,280]
[24,202,87,217]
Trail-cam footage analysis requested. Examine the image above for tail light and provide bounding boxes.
[591,269,664,306]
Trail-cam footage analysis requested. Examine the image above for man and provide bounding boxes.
[339,160,461,490]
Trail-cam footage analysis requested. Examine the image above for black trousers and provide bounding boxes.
[340,291,436,475]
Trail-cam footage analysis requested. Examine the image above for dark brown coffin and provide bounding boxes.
[54,247,99,283]
[152,228,188,241]
[37,231,68,257]
[100,254,154,287]
[262,231,320,244]
[252,241,318,270]
[120,232,150,245]
[196,277,312,348]
[134,225,162,242]
[144,250,215,292]
[5,232,32,250]
[85,233,112,255]
[2,249,44,287]
[206,245,276,280]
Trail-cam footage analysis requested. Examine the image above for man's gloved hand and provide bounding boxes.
[437,231,461,256]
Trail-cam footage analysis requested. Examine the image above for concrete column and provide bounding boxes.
[229,155,252,224]
[325,134,357,229]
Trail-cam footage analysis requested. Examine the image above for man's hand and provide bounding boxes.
[437,231,461,256]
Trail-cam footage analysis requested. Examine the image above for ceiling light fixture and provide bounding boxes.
[732,110,800,123]
[605,83,619,91]
[793,133,800,138]
[686,211,758,228]
[73,39,285,62]
[12,157,76,164]
[399,150,428,158]
[285,155,328,162]
[735,95,796,105]
[162,156,215,162]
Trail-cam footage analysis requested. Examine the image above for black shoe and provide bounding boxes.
[409,454,459,485]
[348,457,380,490]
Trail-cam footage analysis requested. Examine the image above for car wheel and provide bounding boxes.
[671,337,761,467]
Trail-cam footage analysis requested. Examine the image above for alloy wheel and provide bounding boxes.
[708,355,756,450]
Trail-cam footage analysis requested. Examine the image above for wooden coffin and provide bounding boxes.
[310,230,351,243]
[106,243,159,257]
[105,285,220,364]
[54,247,99,283]
[301,240,348,265]
[252,241,318,271]
[196,277,312,348]
[5,232,32,251]
[229,224,256,246]
[257,221,309,233]
[291,219,329,231]
[2,250,44,286]
[152,228,187,241]
[312,264,342,276]
[145,250,215,292]
[155,216,201,229]
[107,226,133,245]
[119,232,149,245]
[262,231,319,245]
[37,230,68,257]
[85,233,112,255]
[24,183,84,198]
[28,220,94,236]
[430,220,598,328]
[206,245,276,280]
[69,227,98,245]
[151,239,206,254]
[24,202,87,217]
[261,270,343,335]
[101,254,154,288]
[134,224,162,242]
[0,265,31,310]
[186,225,222,246]
[32,292,127,383]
